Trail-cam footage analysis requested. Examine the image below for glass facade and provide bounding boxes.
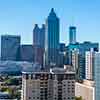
[33,24,45,48]
[1,35,20,61]
[45,8,59,67]
[94,53,100,100]
[69,26,76,44]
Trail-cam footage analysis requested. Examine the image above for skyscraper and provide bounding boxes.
[71,49,80,79]
[45,8,59,67]
[85,49,95,80]
[33,45,44,66]
[94,52,100,100]
[69,26,76,44]
[79,42,99,79]
[33,24,40,46]
[1,35,20,61]
[33,24,45,48]
[58,43,66,67]
[33,24,45,66]
[20,44,34,62]
[68,41,99,79]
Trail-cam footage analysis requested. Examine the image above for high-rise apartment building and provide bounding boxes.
[69,26,76,44]
[71,49,80,79]
[22,66,75,100]
[94,52,100,100]
[79,42,99,79]
[85,49,95,80]
[45,8,59,67]
[1,35,20,61]
[68,41,99,79]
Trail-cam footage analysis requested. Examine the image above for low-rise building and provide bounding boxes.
[75,80,95,100]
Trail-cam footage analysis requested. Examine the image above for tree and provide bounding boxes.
[75,96,83,100]
[5,78,19,85]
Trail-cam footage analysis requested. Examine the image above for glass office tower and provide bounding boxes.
[69,26,76,44]
[1,35,20,61]
[45,8,59,67]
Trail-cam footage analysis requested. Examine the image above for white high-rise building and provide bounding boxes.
[22,66,75,100]
[85,49,95,80]
[71,49,79,79]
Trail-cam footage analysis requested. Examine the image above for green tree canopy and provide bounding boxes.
[75,96,82,100]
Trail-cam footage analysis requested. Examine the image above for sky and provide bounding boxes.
[0,0,100,45]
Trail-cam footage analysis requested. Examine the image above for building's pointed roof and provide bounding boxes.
[48,8,57,18]
[51,8,54,13]
[33,24,39,32]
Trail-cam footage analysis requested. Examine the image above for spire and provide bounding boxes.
[51,8,54,13]
[48,8,57,18]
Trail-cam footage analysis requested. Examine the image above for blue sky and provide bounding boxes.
[0,0,100,45]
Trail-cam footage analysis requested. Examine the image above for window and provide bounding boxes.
[68,91,70,93]
[68,88,70,90]
[32,90,35,93]
[72,90,74,93]
[26,74,29,79]
[31,74,33,79]
[68,97,70,99]
[54,97,57,99]
[33,97,35,99]
[37,97,39,99]
[68,85,70,86]
[72,97,74,99]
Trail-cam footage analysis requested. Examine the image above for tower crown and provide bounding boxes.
[51,8,54,13]
[48,8,57,18]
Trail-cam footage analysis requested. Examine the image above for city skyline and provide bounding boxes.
[0,0,100,45]
[0,1,100,99]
